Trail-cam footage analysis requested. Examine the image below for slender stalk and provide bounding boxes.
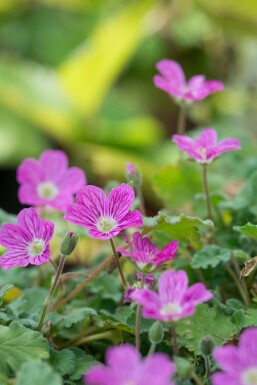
[148,342,156,355]
[171,325,178,356]
[70,331,114,346]
[136,186,146,216]
[204,356,211,378]
[54,255,113,310]
[37,254,66,331]
[191,372,205,385]
[226,266,249,307]
[231,254,250,306]
[177,105,186,135]
[109,238,128,289]
[202,164,212,220]
[136,274,145,351]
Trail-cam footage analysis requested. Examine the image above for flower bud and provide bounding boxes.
[148,321,164,345]
[174,356,193,377]
[200,336,215,357]
[125,163,142,188]
[60,231,79,256]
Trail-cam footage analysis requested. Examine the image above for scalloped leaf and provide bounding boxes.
[234,222,257,239]
[191,245,231,269]
[16,360,62,385]
[46,307,97,328]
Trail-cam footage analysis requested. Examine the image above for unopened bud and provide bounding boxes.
[148,321,164,344]
[125,163,142,188]
[60,232,79,256]
[174,356,193,377]
[200,336,215,357]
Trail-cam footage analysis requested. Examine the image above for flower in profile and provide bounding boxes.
[124,273,155,302]
[212,328,257,385]
[0,208,54,270]
[153,59,224,103]
[65,184,143,240]
[172,128,241,164]
[84,343,176,385]
[118,232,178,273]
[17,149,86,212]
[131,270,212,322]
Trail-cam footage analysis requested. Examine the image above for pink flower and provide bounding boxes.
[124,273,155,302]
[212,328,257,385]
[118,232,178,273]
[64,184,143,239]
[0,207,54,270]
[17,149,86,212]
[84,344,176,385]
[131,270,212,322]
[153,59,224,103]
[126,162,136,176]
[172,128,241,164]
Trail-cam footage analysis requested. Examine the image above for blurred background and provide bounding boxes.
[0,0,257,215]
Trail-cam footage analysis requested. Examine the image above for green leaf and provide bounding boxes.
[0,321,49,375]
[127,310,154,333]
[16,360,62,385]
[234,222,257,239]
[49,348,76,376]
[191,245,231,269]
[69,348,99,381]
[244,308,257,327]
[87,275,122,302]
[47,307,97,328]
[177,304,238,354]
[143,214,214,244]
[9,287,48,319]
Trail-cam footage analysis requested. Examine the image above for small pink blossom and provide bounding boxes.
[212,328,257,385]
[124,273,155,302]
[131,270,212,322]
[0,207,54,270]
[154,59,224,103]
[17,149,86,212]
[118,232,178,273]
[65,184,143,239]
[84,343,176,385]
[172,128,241,164]
[126,162,136,176]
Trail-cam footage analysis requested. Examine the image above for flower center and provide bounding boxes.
[160,302,182,316]
[199,147,207,159]
[242,368,257,385]
[96,216,117,233]
[37,182,59,200]
[28,239,45,256]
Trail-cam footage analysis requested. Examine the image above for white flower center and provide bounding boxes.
[37,182,59,200]
[160,302,182,317]
[199,147,207,159]
[96,216,117,233]
[242,368,257,385]
[28,239,45,256]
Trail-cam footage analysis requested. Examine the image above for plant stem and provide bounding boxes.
[109,238,128,289]
[136,274,145,351]
[226,266,249,307]
[54,255,114,310]
[191,372,205,385]
[171,325,178,356]
[37,253,66,331]
[231,254,251,306]
[202,164,212,220]
[204,356,211,378]
[136,186,146,216]
[177,105,186,135]
[148,342,156,355]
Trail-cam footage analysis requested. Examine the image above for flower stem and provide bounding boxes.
[177,105,186,135]
[136,186,146,216]
[204,356,211,378]
[191,372,205,385]
[226,265,249,307]
[202,164,212,220]
[171,325,179,356]
[136,274,145,351]
[37,253,66,331]
[109,238,128,289]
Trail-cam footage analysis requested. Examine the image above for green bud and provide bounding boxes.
[60,232,79,256]
[148,321,164,344]
[174,356,193,378]
[200,336,215,357]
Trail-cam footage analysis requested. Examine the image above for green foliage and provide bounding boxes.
[16,360,62,385]
[49,349,76,376]
[143,213,214,243]
[0,321,49,375]
[68,348,99,381]
[47,307,97,328]
[234,222,257,239]
[0,284,13,305]
[177,304,238,355]
[191,245,231,269]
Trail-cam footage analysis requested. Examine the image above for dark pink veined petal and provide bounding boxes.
[57,167,86,193]
[216,138,241,156]
[39,220,55,243]
[65,203,99,228]
[156,59,186,87]
[0,223,29,249]
[213,345,242,373]
[107,184,135,221]
[139,353,176,385]
[205,146,221,162]
[133,232,158,255]
[17,208,44,240]
[0,250,30,270]
[239,328,257,367]
[158,270,188,304]
[118,210,143,231]
[16,158,43,184]
[195,128,218,147]
[88,228,120,240]
[158,240,179,259]
[183,283,212,305]
[46,192,74,212]
[18,184,44,207]
[116,247,133,257]
[76,186,107,217]
[212,372,239,385]
[39,150,68,181]
[29,245,51,265]
[131,289,161,319]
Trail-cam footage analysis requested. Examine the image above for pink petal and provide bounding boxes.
[156,59,186,87]
[196,128,218,147]
[239,328,257,367]
[158,270,188,304]
[16,158,43,184]
[76,186,107,217]
[29,245,51,265]
[212,373,239,385]
[203,80,224,94]
[17,208,43,240]
[0,250,30,270]
[107,184,135,221]
[140,353,176,385]
[159,241,179,259]
[57,167,86,193]
[88,228,120,240]
[133,232,158,255]
[0,223,29,248]
[216,138,241,155]
[183,283,212,305]
[85,366,112,385]
[18,184,44,207]
[39,150,68,180]
[188,75,205,89]
[65,203,99,228]
[118,210,143,231]
[106,344,140,381]
[213,345,242,373]
[131,289,161,317]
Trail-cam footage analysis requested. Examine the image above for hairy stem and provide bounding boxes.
[136,186,146,216]
[177,105,186,135]
[109,238,128,289]
[202,164,212,220]
[37,254,66,331]
[204,356,211,378]
[136,274,145,351]
[171,325,179,356]
[191,372,204,385]
[148,342,156,356]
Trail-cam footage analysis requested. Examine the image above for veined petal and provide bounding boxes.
[106,344,140,381]
[40,149,68,180]
[65,202,99,228]
[88,228,120,240]
[158,270,188,304]
[76,186,107,217]
[140,353,176,385]
[0,223,29,248]
[239,328,257,367]
[195,128,217,147]
[57,167,86,193]
[156,59,186,87]
[16,158,43,184]
[131,289,161,312]
[133,232,158,255]
[213,345,242,373]
[159,241,179,259]
[0,250,30,270]
[107,184,135,221]
[212,372,239,385]
[183,283,212,305]
[17,208,44,240]
[118,210,143,231]
[18,184,44,207]
[29,245,51,265]
[216,138,241,155]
